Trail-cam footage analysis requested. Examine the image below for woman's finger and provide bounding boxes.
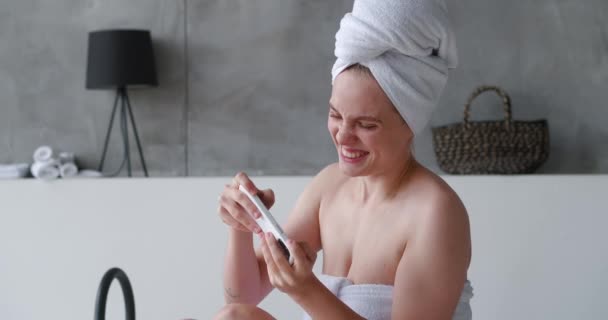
[219,197,260,233]
[230,173,266,218]
[261,237,279,277]
[225,184,262,219]
[233,171,258,195]
[258,188,275,208]
[219,208,248,231]
[218,206,253,232]
[265,233,292,273]
[221,195,253,224]
[285,239,308,268]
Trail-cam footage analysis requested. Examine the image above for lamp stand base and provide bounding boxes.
[98,87,149,177]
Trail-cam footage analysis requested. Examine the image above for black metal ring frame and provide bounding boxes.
[94,267,136,320]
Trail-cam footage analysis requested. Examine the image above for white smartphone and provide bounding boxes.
[239,185,294,265]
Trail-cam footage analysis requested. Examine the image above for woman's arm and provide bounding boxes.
[253,164,334,302]
[223,229,262,304]
[258,231,365,320]
[222,163,333,305]
[256,164,367,319]
[220,173,272,305]
[390,192,472,320]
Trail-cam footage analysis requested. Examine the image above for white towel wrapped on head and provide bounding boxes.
[332,0,458,135]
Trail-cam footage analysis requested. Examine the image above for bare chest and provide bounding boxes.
[319,199,411,285]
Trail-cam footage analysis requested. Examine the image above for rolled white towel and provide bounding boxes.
[0,163,31,179]
[0,171,22,179]
[15,163,30,178]
[76,169,104,178]
[31,161,60,180]
[0,163,29,172]
[58,152,75,165]
[33,145,54,163]
[59,162,78,178]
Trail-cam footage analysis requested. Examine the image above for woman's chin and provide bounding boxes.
[338,159,369,176]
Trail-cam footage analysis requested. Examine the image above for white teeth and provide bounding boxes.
[341,147,367,159]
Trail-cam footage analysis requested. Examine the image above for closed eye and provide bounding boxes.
[359,123,378,129]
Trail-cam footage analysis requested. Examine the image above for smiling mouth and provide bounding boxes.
[341,147,369,159]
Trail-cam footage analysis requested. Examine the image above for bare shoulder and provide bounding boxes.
[290,162,343,204]
[406,166,470,253]
[315,162,347,185]
[411,166,468,219]
[305,162,349,199]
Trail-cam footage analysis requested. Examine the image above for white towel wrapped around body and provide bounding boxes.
[332,0,458,135]
[302,274,473,320]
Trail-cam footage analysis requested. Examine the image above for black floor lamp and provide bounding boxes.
[86,29,158,177]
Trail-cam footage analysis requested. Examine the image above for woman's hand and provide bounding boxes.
[259,232,319,297]
[218,171,275,233]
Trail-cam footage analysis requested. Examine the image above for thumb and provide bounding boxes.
[259,188,275,208]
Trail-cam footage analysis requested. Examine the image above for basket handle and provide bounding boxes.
[463,85,513,130]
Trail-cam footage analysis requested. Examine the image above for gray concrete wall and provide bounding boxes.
[0,0,606,176]
[0,0,187,176]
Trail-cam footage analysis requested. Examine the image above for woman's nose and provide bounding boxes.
[336,124,356,145]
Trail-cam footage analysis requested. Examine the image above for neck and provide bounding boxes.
[355,154,417,205]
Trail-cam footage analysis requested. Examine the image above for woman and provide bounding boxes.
[215,0,473,319]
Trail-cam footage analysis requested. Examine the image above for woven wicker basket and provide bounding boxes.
[432,85,550,174]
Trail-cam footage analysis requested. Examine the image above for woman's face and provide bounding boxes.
[328,69,413,177]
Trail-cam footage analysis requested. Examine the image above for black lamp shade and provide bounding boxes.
[86,29,158,89]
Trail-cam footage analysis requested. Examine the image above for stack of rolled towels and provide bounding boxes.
[31,145,78,180]
[29,145,103,180]
[0,145,104,180]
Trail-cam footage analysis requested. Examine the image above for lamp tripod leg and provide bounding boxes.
[120,90,132,177]
[98,91,120,172]
[124,91,149,177]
